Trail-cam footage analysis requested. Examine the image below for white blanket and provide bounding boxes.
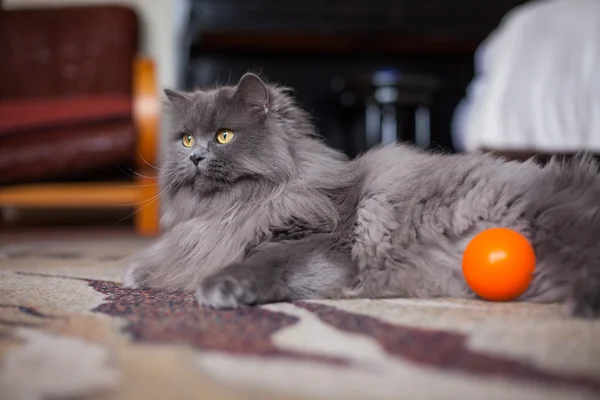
[452,0,600,153]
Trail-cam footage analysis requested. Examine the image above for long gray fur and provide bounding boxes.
[123,73,600,318]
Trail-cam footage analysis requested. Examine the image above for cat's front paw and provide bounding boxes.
[564,273,600,319]
[122,260,150,289]
[196,268,259,309]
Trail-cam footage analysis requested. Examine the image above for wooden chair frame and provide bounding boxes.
[0,57,161,236]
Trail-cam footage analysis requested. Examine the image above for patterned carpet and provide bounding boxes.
[0,237,599,400]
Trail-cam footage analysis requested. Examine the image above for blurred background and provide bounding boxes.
[1,0,599,239]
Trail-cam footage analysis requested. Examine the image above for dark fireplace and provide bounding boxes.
[182,0,529,156]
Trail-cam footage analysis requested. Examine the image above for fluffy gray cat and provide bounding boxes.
[123,73,600,318]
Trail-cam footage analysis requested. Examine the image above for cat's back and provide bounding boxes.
[354,144,541,204]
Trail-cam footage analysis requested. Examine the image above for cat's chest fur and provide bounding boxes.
[162,184,340,255]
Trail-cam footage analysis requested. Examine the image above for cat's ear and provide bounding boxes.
[233,73,270,113]
[164,89,193,107]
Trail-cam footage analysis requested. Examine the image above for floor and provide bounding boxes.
[1,212,600,400]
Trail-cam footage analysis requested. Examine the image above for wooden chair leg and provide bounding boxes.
[134,172,160,236]
[132,56,160,236]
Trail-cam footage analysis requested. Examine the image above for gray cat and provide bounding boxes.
[123,73,600,318]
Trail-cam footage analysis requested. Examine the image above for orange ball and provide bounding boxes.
[462,228,536,301]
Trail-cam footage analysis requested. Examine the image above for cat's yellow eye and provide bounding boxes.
[182,134,194,147]
[216,129,234,144]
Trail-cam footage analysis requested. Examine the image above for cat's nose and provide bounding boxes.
[190,151,205,166]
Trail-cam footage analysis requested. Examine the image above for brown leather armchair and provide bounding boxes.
[0,5,160,236]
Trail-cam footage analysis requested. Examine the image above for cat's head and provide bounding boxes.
[161,73,307,194]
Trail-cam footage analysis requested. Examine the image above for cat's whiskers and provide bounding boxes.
[115,179,175,208]
[121,182,162,188]
[136,149,161,170]
[113,180,178,226]
[113,165,179,197]
[116,164,167,180]
[126,168,156,179]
